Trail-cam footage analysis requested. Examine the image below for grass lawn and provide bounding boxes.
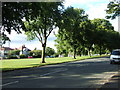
[0,55,108,71]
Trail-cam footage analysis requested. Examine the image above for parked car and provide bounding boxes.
[110,49,120,64]
[28,56,33,58]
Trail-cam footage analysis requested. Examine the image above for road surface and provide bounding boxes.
[1,57,120,88]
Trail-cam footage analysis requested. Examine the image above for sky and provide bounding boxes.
[4,0,118,51]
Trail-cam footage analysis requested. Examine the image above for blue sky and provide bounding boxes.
[4,0,118,51]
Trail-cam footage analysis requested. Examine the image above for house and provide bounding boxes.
[0,47,13,58]
[0,45,31,59]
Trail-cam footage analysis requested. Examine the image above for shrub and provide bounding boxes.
[45,47,55,57]
[54,53,59,57]
[32,50,42,58]
[10,50,20,55]
[6,55,18,59]
[20,54,27,58]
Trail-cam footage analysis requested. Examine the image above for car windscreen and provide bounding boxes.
[111,51,120,55]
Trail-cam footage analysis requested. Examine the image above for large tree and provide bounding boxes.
[24,2,63,63]
[91,18,114,55]
[56,7,88,59]
[106,30,120,51]
[80,20,95,57]
[55,30,72,56]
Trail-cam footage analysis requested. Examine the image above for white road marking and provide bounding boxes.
[40,68,68,77]
[1,81,19,87]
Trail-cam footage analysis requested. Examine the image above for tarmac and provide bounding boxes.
[99,69,120,90]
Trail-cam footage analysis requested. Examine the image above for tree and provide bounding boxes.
[80,20,95,57]
[55,32,71,56]
[91,18,114,55]
[56,7,88,59]
[24,2,63,63]
[106,30,120,51]
[45,47,55,57]
[106,0,120,19]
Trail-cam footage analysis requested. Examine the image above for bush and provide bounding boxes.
[31,50,42,58]
[10,50,20,55]
[54,53,59,57]
[20,54,27,58]
[6,55,18,59]
[45,47,55,57]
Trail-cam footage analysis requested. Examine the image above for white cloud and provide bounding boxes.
[109,18,118,31]
[86,3,108,19]
[64,0,109,8]
[64,0,100,7]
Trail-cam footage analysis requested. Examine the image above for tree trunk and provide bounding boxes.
[79,53,81,57]
[100,45,102,56]
[87,46,91,57]
[41,43,46,63]
[73,48,76,59]
[79,49,82,57]
[88,50,91,57]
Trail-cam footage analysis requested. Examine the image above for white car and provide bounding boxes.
[110,49,120,64]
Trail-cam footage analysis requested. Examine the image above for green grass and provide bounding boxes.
[0,55,108,71]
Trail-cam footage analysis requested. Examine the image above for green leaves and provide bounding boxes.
[106,1,120,19]
[25,31,36,41]
[55,7,89,58]
[0,32,10,45]
[45,47,55,56]
[2,2,31,33]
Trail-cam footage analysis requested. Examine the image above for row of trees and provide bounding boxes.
[2,1,120,63]
[55,7,120,59]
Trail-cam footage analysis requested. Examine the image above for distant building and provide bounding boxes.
[18,45,31,56]
[0,47,13,58]
[0,45,31,58]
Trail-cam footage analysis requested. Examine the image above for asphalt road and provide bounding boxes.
[1,57,120,88]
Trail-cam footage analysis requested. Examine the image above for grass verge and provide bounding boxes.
[0,55,109,72]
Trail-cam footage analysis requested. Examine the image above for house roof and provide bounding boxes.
[0,45,31,51]
[0,47,14,51]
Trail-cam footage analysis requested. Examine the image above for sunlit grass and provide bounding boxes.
[0,55,108,71]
